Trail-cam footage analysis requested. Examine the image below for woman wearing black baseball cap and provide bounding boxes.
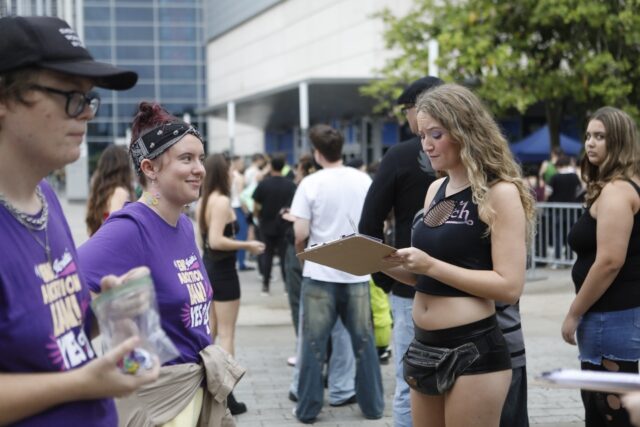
[0,16,158,426]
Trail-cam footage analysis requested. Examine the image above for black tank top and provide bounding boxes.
[568,179,640,312]
[202,220,239,261]
[412,178,492,297]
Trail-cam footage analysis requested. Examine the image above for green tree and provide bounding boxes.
[363,0,640,147]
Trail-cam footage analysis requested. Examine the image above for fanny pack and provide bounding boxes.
[403,339,480,395]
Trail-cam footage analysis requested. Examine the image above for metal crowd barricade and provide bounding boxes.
[531,202,584,271]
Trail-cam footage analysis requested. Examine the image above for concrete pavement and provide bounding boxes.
[61,198,585,427]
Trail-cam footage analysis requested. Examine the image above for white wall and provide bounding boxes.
[206,0,414,106]
[206,117,264,156]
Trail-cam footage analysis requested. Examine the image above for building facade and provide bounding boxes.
[2,0,207,199]
[202,0,415,164]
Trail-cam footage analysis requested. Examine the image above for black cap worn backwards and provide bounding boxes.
[396,76,444,106]
[0,16,137,90]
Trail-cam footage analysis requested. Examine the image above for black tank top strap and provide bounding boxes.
[625,178,640,196]
[428,177,449,208]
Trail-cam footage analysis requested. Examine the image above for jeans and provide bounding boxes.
[295,278,384,423]
[233,207,248,269]
[500,366,529,427]
[577,306,640,365]
[283,241,301,335]
[289,297,355,405]
[390,294,413,427]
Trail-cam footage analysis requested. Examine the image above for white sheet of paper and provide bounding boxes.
[538,369,640,393]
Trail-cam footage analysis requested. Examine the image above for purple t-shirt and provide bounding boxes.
[0,181,116,427]
[78,202,213,365]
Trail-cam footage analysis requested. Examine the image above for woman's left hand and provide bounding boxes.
[385,247,432,275]
[561,312,580,345]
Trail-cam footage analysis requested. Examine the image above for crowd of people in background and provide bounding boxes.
[4,14,640,427]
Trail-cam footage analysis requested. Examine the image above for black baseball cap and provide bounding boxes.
[0,16,137,90]
[396,76,444,105]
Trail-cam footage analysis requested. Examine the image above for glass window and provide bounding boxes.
[85,26,110,41]
[159,0,196,4]
[119,83,156,100]
[159,46,197,61]
[159,7,196,23]
[162,103,195,115]
[116,26,154,41]
[117,102,139,119]
[94,102,113,118]
[159,26,196,42]
[117,122,133,137]
[87,45,112,61]
[128,65,155,80]
[159,66,197,80]
[115,7,153,22]
[160,84,199,100]
[116,45,154,60]
[85,6,110,21]
[88,121,113,137]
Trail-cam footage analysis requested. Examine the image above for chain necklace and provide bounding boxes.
[0,187,49,230]
[0,187,52,264]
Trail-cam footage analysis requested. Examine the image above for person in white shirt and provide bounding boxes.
[290,124,384,424]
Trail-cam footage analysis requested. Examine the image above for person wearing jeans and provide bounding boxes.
[291,124,384,423]
[289,300,356,406]
[295,279,384,423]
[390,294,414,426]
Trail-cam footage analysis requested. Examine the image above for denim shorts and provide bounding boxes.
[577,306,640,365]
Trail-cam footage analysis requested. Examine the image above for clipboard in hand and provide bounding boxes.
[538,369,640,393]
[297,234,396,276]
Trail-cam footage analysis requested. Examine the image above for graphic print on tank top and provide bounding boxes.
[175,253,213,334]
[412,179,491,297]
[423,197,475,227]
[38,249,95,371]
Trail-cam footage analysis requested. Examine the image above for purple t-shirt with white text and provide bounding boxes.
[0,181,116,426]
[78,202,213,365]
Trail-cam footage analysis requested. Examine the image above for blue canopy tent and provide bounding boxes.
[510,125,583,163]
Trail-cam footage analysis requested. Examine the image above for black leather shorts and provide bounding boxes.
[403,315,511,395]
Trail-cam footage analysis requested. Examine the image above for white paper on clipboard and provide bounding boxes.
[538,369,640,394]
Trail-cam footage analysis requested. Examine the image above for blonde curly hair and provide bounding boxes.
[416,83,536,242]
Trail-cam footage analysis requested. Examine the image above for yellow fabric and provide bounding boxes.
[369,279,392,347]
[160,388,204,427]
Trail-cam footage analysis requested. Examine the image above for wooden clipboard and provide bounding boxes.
[297,234,397,276]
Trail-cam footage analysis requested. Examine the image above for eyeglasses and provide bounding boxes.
[401,104,415,115]
[28,84,101,118]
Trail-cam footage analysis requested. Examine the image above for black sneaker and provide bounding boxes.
[329,395,357,407]
[227,392,247,415]
[288,391,298,402]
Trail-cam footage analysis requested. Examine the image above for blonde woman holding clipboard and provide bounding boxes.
[384,83,535,427]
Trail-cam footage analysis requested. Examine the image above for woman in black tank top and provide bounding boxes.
[196,153,265,415]
[382,84,536,427]
[560,107,640,427]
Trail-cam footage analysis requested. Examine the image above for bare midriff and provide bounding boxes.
[412,292,495,331]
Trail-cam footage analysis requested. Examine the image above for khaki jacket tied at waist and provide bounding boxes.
[116,345,246,427]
